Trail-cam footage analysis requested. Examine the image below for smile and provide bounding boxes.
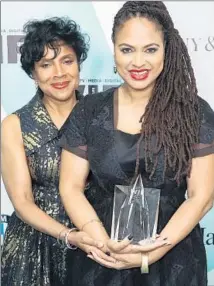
[51,81,70,89]
[129,69,150,81]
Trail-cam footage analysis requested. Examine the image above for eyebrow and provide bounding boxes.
[40,53,74,62]
[118,43,160,48]
[60,54,75,60]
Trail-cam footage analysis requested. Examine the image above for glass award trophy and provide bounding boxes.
[111,175,160,245]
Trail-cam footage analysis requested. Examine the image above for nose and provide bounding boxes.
[132,52,146,68]
[53,63,66,78]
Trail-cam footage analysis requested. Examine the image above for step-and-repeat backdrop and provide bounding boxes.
[1,2,214,284]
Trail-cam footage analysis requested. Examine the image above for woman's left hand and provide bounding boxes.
[87,251,141,270]
[68,230,117,263]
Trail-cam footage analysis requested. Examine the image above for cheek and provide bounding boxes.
[69,66,80,89]
[73,71,80,88]
[153,54,164,73]
[115,56,131,73]
[68,64,79,78]
[36,70,52,84]
[114,50,127,67]
[157,60,164,72]
[74,75,79,89]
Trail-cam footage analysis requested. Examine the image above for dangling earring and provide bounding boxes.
[113,66,117,74]
[34,80,38,89]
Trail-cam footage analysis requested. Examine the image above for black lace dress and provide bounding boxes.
[60,87,214,286]
[1,90,81,286]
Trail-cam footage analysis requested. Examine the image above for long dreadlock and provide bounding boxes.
[112,1,200,184]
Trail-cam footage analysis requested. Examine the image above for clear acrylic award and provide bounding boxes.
[111,175,160,245]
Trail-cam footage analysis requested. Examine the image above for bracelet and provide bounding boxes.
[57,227,68,246]
[81,219,103,231]
[65,228,78,250]
[141,253,149,274]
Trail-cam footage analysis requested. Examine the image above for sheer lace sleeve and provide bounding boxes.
[59,98,88,159]
[193,98,214,158]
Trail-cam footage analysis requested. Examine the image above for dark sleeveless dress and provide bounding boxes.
[59,87,214,286]
[1,90,80,286]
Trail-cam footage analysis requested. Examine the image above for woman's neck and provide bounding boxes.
[42,93,77,118]
[120,83,154,106]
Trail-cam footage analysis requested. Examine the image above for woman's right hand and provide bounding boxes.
[107,235,171,254]
[68,231,117,263]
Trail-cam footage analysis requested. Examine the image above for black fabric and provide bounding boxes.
[59,98,88,159]
[59,87,214,286]
[193,97,214,157]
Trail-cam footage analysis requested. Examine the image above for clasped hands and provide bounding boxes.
[70,231,170,270]
[88,235,170,270]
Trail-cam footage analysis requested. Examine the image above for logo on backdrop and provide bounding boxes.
[1,214,11,243]
[201,227,214,246]
[185,36,214,52]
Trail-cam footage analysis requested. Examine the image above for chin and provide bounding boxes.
[123,75,155,91]
[128,82,152,91]
[52,94,73,102]
[55,89,74,98]
[61,95,74,102]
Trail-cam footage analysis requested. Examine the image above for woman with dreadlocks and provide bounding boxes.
[59,1,214,285]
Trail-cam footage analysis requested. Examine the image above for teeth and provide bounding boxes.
[131,71,148,75]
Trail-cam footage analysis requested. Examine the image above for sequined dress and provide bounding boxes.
[1,90,76,286]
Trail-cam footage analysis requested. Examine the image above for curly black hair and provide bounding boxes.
[20,17,89,78]
[112,1,200,183]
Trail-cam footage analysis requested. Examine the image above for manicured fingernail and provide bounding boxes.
[162,240,171,245]
[106,251,111,256]
[128,234,133,240]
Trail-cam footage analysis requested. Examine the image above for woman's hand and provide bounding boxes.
[68,230,116,263]
[87,251,142,270]
[86,236,171,270]
[68,230,104,251]
[107,235,170,254]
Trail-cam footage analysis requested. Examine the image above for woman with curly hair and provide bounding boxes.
[1,17,108,286]
[59,2,214,285]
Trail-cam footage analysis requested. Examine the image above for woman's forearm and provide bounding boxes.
[61,188,109,243]
[15,200,69,238]
[149,197,213,264]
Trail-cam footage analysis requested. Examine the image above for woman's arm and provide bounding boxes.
[148,154,214,264]
[1,115,101,248]
[59,149,110,244]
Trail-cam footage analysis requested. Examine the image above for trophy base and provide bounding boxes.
[138,238,156,245]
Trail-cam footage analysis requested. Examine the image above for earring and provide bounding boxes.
[34,80,38,89]
[113,66,117,74]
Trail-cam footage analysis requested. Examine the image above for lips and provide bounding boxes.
[51,81,70,89]
[129,69,150,80]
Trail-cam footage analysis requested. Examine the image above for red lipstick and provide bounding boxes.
[129,69,150,80]
[51,81,70,89]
